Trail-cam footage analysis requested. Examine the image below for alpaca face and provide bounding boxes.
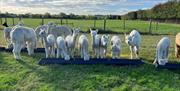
[73,28,80,36]
[90,29,98,37]
[39,29,46,37]
[125,35,132,45]
[101,35,109,46]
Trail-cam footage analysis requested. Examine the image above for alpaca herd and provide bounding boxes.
[2,21,180,66]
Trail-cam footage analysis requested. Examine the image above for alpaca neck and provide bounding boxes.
[72,34,77,45]
[92,35,96,46]
[42,35,48,46]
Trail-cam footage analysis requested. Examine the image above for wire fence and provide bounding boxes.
[0,17,179,35]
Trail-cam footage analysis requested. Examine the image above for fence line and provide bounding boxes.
[3,17,176,34]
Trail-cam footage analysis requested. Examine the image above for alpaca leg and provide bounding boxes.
[100,47,103,58]
[60,49,64,58]
[130,46,133,59]
[72,48,74,58]
[17,44,24,59]
[13,43,19,60]
[57,48,60,58]
[134,46,139,59]
[45,47,49,58]
[26,43,31,56]
[112,52,115,59]
[95,48,98,58]
[52,46,55,57]
[29,43,34,55]
[80,46,83,58]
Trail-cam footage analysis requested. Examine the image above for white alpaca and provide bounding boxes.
[65,28,79,58]
[35,25,48,46]
[125,30,141,59]
[39,29,55,58]
[100,35,109,58]
[3,27,13,49]
[78,35,89,61]
[90,29,100,58]
[153,37,170,66]
[10,26,36,60]
[111,36,121,59]
[56,36,70,60]
[48,25,72,39]
[3,22,25,48]
[3,27,12,42]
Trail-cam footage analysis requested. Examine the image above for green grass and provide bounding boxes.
[0,19,180,90]
[1,18,180,35]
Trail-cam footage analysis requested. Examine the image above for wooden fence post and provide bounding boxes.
[41,16,44,25]
[0,17,2,24]
[12,17,15,25]
[156,21,158,31]
[104,18,106,31]
[60,19,63,25]
[5,17,7,23]
[19,16,22,21]
[123,19,126,30]
[94,19,96,28]
[66,19,68,25]
[149,19,152,34]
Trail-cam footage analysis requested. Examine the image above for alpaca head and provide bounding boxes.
[124,34,133,45]
[47,22,55,26]
[101,35,109,46]
[3,27,12,41]
[90,28,98,37]
[17,21,24,26]
[72,28,80,36]
[39,29,46,38]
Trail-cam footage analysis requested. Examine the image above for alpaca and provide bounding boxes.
[90,29,100,58]
[100,35,109,58]
[48,25,72,39]
[10,26,36,60]
[56,36,70,60]
[65,28,79,58]
[78,34,89,61]
[111,36,121,59]
[3,27,13,49]
[35,25,48,46]
[125,30,141,59]
[153,37,170,66]
[3,22,25,48]
[175,32,180,58]
[3,27,12,43]
[39,29,55,58]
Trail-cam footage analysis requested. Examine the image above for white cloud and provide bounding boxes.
[0,0,168,15]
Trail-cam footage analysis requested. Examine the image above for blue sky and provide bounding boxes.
[0,0,168,15]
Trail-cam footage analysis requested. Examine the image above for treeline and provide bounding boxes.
[0,12,121,20]
[122,0,180,21]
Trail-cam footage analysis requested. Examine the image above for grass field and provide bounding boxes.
[0,19,180,90]
[1,18,180,35]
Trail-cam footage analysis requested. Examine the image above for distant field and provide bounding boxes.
[0,18,180,90]
[0,18,180,35]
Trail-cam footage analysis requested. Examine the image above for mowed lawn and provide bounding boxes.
[0,19,180,90]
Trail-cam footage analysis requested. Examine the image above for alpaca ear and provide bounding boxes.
[90,28,92,32]
[124,33,127,37]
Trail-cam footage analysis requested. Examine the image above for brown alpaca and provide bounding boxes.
[175,33,180,58]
